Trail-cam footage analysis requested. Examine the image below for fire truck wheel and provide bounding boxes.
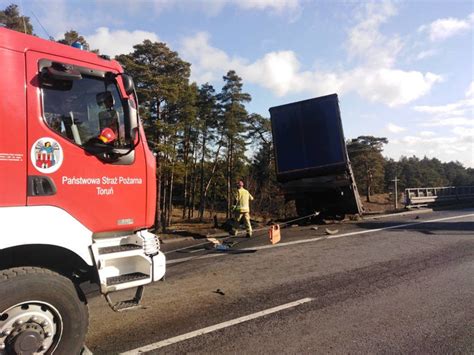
[0,267,88,354]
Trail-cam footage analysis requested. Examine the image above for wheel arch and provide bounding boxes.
[0,244,95,284]
[0,206,95,267]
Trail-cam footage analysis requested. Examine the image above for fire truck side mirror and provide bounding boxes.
[121,74,135,95]
[127,98,139,142]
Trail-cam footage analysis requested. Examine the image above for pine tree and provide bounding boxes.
[173,83,198,219]
[247,114,284,218]
[0,4,33,34]
[116,40,191,230]
[217,70,251,217]
[347,136,388,202]
[197,83,220,221]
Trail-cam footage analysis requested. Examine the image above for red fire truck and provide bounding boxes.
[0,27,165,354]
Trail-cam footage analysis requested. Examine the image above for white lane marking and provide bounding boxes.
[164,241,210,255]
[166,212,474,265]
[120,297,314,354]
[167,252,222,265]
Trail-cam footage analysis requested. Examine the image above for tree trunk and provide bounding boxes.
[199,141,223,221]
[160,149,168,230]
[198,129,207,221]
[182,132,189,219]
[228,138,234,217]
[182,167,188,219]
[167,163,175,227]
[226,147,231,218]
[154,100,163,231]
[165,141,177,228]
[210,181,216,219]
[161,174,167,230]
[365,161,372,203]
[188,148,198,220]
[154,155,162,231]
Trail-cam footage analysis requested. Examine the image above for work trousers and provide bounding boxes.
[235,211,252,236]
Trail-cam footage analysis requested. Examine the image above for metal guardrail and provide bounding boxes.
[405,186,474,206]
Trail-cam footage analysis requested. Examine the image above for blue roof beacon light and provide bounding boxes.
[72,41,84,50]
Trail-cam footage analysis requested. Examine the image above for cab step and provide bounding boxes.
[107,272,149,286]
[91,234,155,294]
[104,286,145,312]
[90,231,165,312]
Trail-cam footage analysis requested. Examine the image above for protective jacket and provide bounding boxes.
[235,188,254,213]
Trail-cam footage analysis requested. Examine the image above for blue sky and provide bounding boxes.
[6,0,473,167]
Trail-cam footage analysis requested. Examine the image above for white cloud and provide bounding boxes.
[415,98,474,117]
[28,0,301,43]
[420,131,436,137]
[181,29,442,106]
[391,134,473,167]
[386,123,406,133]
[152,0,225,16]
[419,14,473,41]
[466,81,474,98]
[408,82,474,166]
[346,69,441,106]
[416,49,437,61]
[27,0,124,40]
[234,0,300,12]
[34,0,85,39]
[420,117,474,127]
[180,32,241,83]
[179,1,442,106]
[32,0,440,107]
[244,51,305,96]
[346,0,401,68]
[452,126,474,137]
[415,99,473,127]
[123,0,301,17]
[87,27,159,57]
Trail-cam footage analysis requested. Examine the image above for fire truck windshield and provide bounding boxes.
[41,75,131,149]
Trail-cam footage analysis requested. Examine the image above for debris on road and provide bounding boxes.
[325,228,339,235]
[311,226,319,231]
[216,244,230,251]
[207,237,222,246]
[214,289,225,296]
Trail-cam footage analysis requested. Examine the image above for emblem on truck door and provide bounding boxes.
[31,137,63,173]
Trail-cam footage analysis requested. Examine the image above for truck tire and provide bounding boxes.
[0,267,88,354]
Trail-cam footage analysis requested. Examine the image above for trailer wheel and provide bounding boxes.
[0,267,88,354]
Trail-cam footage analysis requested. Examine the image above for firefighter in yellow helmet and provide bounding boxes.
[233,180,254,237]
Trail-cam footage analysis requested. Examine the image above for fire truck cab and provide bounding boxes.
[0,27,165,354]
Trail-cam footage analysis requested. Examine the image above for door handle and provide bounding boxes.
[28,175,57,196]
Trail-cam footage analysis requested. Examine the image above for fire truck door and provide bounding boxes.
[25,51,147,232]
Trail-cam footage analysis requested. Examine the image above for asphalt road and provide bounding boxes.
[85,208,474,354]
